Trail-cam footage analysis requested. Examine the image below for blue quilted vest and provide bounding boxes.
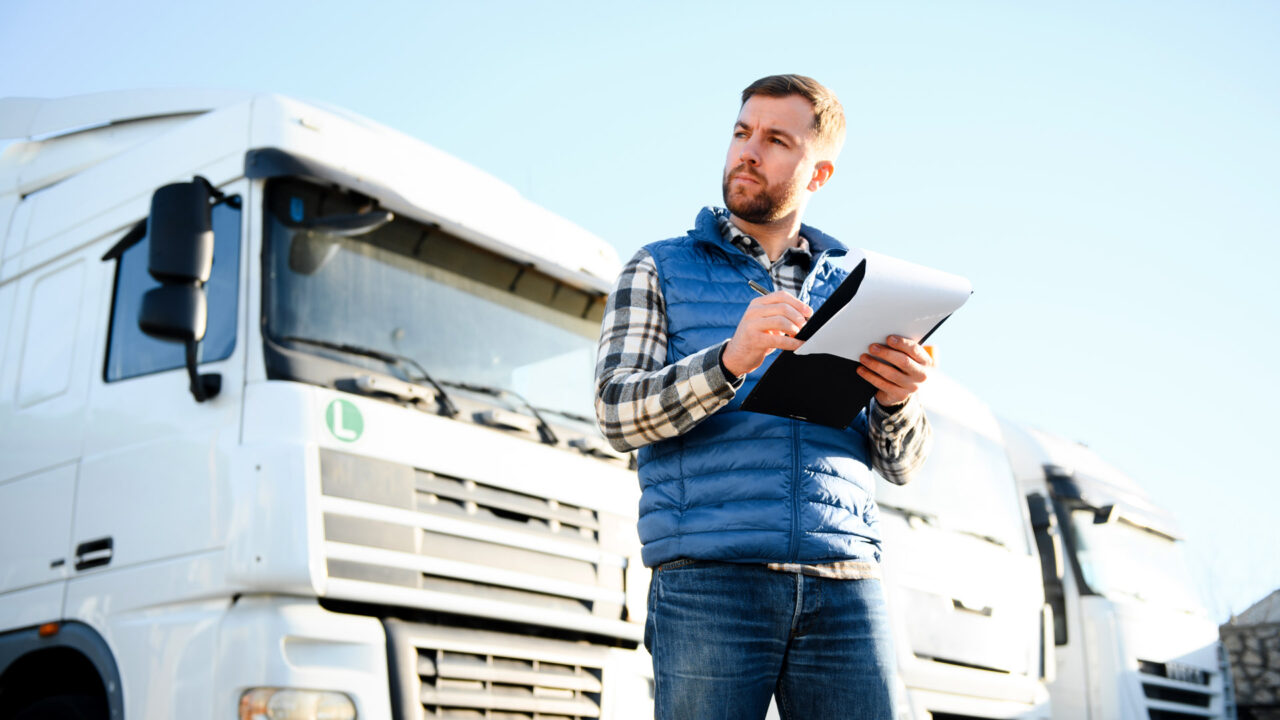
[636,207,882,568]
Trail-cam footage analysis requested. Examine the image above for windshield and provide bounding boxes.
[877,411,1030,554]
[263,178,606,420]
[1066,507,1202,612]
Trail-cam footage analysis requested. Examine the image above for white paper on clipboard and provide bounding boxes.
[795,248,972,358]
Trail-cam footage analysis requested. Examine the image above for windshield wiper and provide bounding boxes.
[954,529,1007,548]
[532,406,634,461]
[442,381,558,446]
[877,502,1006,547]
[279,335,459,418]
[877,501,937,525]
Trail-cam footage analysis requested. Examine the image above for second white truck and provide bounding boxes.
[879,373,1053,719]
[1001,421,1234,720]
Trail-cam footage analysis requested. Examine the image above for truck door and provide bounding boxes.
[70,181,247,600]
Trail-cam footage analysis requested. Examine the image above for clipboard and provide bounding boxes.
[740,251,970,428]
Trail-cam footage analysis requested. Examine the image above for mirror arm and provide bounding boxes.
[185,339,221,402]
[190,175,241,211]
[194,175,241,209]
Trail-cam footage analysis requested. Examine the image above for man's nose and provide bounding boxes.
[738,137,761,165]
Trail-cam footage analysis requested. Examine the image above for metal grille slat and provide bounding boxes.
[417,472,600,531]
[1139,674,1217,694]
[336,578,643,642]
[418,685,600,717]
[436,656,603,692]
[321,495,622,566]
[419,653,438,677]
[1141,681,1214,708]
[1145,704,1215,719]
[325,541,624,604]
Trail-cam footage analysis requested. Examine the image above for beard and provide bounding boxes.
[721,164,799,224]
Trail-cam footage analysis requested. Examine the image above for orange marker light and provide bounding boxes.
[38,622,60,638]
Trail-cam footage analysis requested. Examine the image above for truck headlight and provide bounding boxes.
[238,688,356,720]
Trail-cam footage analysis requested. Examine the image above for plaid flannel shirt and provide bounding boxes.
[594,212,931,487]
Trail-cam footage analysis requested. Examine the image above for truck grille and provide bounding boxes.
[318,449,641,642]
[386,620,606,720]
[1139,658,1216,719]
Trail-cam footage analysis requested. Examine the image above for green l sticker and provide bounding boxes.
[326,399,363,442]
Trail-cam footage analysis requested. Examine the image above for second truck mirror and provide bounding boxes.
[138,285,207,343]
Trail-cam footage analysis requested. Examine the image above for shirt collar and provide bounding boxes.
[713,208,811,270]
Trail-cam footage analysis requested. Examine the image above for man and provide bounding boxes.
[595,74,933,719]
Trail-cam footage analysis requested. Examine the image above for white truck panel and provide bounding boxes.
[0,463,75,594]
[0,257,99,480]
[0,89,252,141]
[222,442,323,595]
[0,116,196,198]
[0,583,65,632]
[213,596,392,720]
[63,550,231,718]
[10,104,249,280]
[16,260,85,408]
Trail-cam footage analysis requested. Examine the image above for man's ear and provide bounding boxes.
[808,161,835,192]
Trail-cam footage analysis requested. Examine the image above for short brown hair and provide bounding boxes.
[741,74,846,154]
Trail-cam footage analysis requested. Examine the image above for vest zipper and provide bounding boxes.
[788,419,802,562]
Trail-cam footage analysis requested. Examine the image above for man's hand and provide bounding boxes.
[858,336,932,407]
[721,290,812,378]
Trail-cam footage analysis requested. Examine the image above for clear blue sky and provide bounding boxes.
[3,0,1276,621]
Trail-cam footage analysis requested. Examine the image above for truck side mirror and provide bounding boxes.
[139,285,207,342]
[1093,504,1118,525]
[137,178,221,402]
[1027,492,1069,645]
[148,181,215,283]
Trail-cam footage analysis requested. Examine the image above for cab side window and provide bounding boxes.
[104,198,241,381]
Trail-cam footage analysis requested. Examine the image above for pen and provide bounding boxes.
[748,280,770,296]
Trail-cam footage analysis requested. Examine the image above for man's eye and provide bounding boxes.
[770,138,787,146]
[733,131,748,139]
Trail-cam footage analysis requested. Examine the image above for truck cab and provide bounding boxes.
[1000,421,1234,720]
[0,90,652,718]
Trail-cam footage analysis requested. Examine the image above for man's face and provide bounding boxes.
[722,94,820,224]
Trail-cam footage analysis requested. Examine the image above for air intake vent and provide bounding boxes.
[1138,658,1217,719]
[1138,659,1210,686]
[318,449,641,642]
[387,620,606,720]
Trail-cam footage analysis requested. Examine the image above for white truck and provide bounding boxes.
[0,90,653,719]
[876,372,1053,720]
[1000,421,1235,720]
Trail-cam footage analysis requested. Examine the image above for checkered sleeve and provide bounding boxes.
[594,250,740,452]
[867,395,933,485]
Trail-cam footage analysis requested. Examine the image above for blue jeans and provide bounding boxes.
[645,560,899,720]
